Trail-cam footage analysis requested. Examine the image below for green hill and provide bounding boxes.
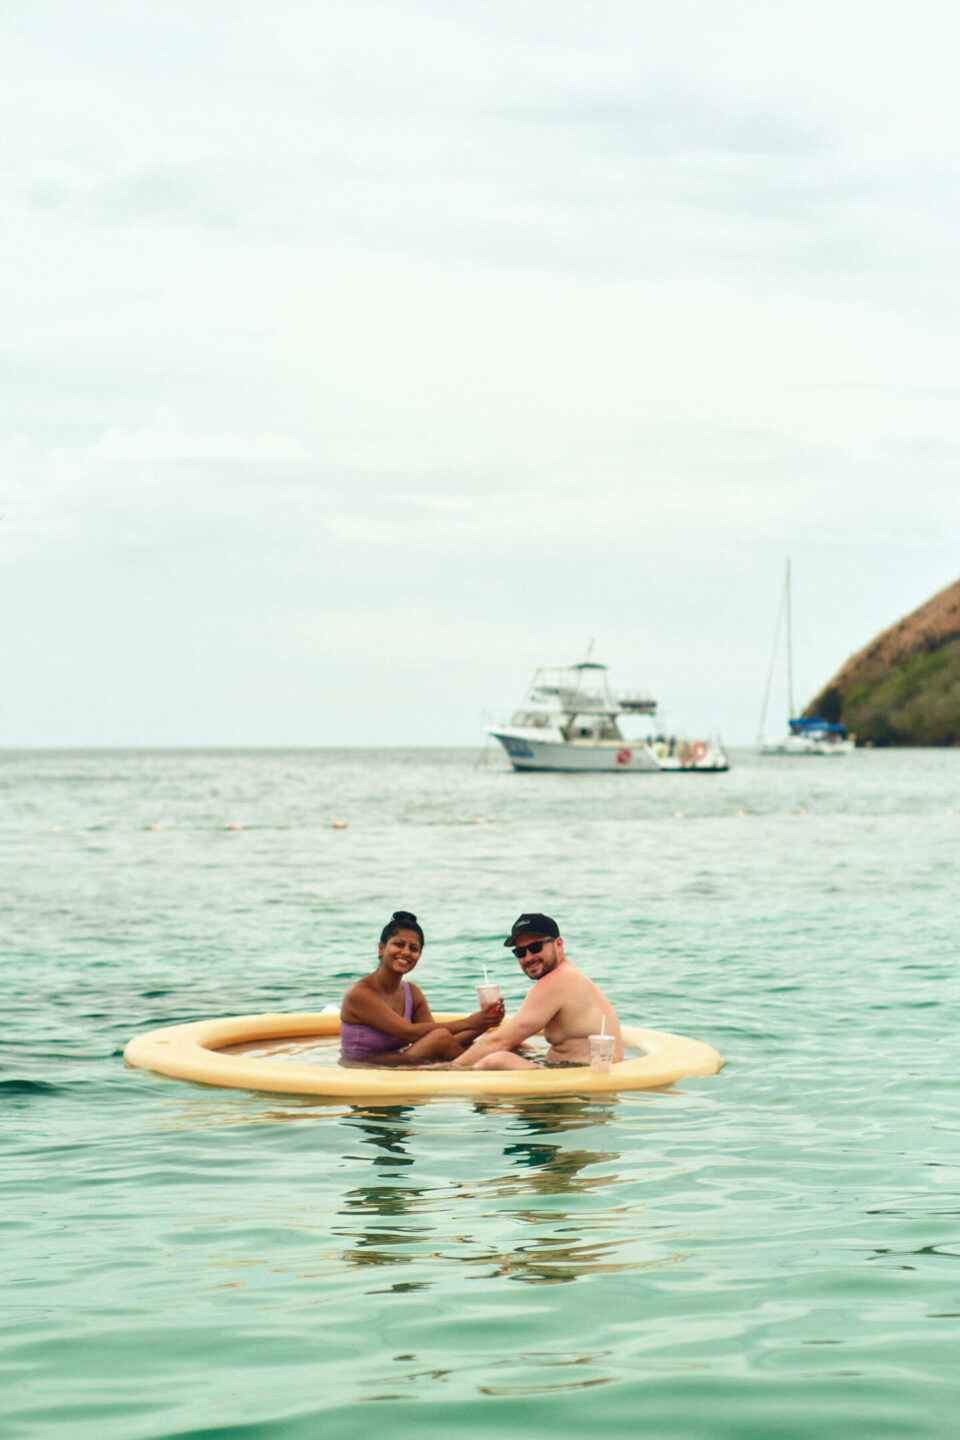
[806,577,960,747]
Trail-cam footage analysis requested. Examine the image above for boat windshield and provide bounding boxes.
[560,714,623,742]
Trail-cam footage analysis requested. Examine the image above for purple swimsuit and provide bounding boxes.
[340,982,414,1061]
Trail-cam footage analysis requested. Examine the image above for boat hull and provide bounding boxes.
[758,736,855,756]
[488,729,728,773]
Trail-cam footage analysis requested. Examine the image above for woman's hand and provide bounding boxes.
[474,999,505,1031]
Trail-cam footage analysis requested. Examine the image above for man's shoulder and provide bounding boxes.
[536,962,584,995]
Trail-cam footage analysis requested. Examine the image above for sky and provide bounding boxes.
[2,0,959,747]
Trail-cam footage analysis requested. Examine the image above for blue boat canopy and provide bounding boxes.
[788,717,848,734]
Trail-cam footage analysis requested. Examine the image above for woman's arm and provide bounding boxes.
[447,1005,505,1036]
[341,982,444,1043]
[342,980,504,1046]
[410,984,505,1037]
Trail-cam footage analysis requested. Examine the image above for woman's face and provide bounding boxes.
[379,928,422,974]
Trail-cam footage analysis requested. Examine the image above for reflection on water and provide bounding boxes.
[479,1369,615,1395]
[220,1035,343,1062]
[470,1234,644,1286]
[473,1096,623,1198]
[158,1095,354,1128]
[152,1092,665,1295]
[338,1103,435,1274]
[342,1104,417,1168]
[335,1097,647,1287]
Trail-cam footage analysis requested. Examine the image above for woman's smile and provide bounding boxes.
[382,930,422,971]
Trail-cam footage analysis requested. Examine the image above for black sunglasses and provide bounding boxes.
[513,939,550,960]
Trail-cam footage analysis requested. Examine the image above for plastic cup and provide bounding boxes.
[589,1034,616,1072]
[477,983,502,1009]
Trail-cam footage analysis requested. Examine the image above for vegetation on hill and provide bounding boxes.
[806,578,960,747]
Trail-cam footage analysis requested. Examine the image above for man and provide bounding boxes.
[452,912,623,1069]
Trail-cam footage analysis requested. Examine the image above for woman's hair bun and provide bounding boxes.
[380,909,425,946]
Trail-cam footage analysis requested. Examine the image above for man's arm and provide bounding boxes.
[451,977,561,1068]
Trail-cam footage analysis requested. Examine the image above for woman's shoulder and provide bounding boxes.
[341,971,379,1012]
[344,970,378,994]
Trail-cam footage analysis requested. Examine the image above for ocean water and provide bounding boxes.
[3,746,959,1439]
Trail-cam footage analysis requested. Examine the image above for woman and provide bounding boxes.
[339,911,504,1065]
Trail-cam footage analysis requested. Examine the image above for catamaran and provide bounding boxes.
[487,659,729,773]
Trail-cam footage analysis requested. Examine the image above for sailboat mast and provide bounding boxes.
[785,558,795,719]
[757,568,785,743]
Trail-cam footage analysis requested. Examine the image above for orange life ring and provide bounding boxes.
[692,741,708,763]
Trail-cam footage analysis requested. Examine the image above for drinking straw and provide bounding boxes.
[484,967,490,985]
[600,1015,606,1037]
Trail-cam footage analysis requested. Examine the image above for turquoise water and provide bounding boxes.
[3,747,959,1439]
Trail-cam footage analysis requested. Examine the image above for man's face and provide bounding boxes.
[511,933,563,981]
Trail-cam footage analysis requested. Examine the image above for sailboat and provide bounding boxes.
[757,561,855,756]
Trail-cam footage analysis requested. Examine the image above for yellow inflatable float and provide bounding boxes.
[124,1011,723,1099]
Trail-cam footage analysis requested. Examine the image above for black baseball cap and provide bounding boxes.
[503,912,560,947]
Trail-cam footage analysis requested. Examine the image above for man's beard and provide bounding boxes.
[524,950,560,979]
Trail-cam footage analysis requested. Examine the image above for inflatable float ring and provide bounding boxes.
[124,1012,723,1099]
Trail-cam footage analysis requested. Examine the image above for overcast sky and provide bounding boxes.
[3,1,959,747]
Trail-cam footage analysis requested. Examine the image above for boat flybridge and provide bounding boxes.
[487,661,729,773]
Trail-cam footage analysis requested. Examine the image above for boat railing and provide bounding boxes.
[618,693,658,714]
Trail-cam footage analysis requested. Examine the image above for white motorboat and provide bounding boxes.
[757,560,855,756]
[487,660,729,773]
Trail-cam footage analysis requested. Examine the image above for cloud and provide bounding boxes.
[83,414,307,465]
[3,1,960,744]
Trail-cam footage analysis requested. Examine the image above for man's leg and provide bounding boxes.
[472,1049,539,1070]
